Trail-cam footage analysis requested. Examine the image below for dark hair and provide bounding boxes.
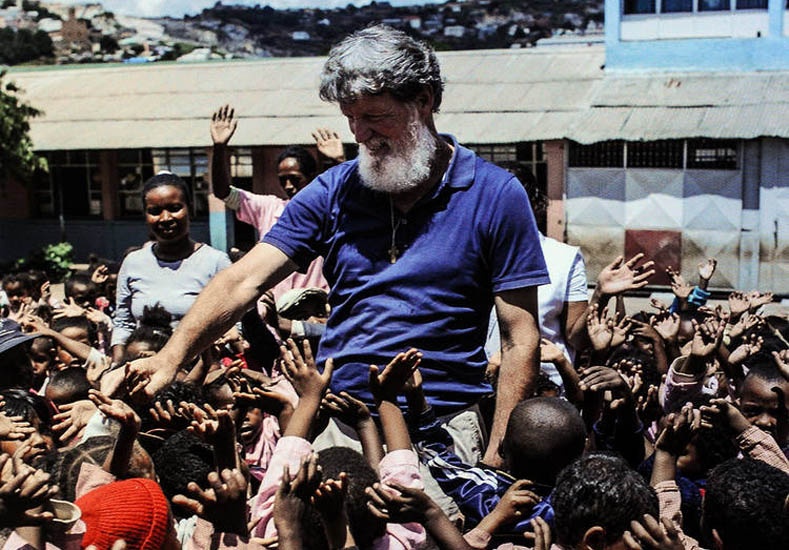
[141,171,191,205]
[51,315,97,347]
[26,270,48,301]
[64,272,97,303]
[0,388,53,433]
[501,397,586,484]
[743,361,787,388]
[125,303,173,360]
[47,436,114,502]
[277,146,317,180]
[139,381,204,434]
[47,367,91,405]
[703,457,789,550]
[320,24,444,111]
[2,272,31,293]
[553,453,658,547]
[152,430,214,517]
[317,446,385,548]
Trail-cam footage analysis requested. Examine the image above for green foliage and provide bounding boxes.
[0,27,54,65]
[0,70,45,183]
[15,242,74,282]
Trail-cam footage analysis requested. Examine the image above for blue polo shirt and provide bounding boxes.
[264,135,549,414]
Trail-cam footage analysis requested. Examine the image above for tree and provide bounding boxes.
[0,70,44,183]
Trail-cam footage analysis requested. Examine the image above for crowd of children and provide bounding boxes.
[0,250,786,550]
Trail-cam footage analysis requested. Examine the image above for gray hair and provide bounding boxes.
[319,25,444,112]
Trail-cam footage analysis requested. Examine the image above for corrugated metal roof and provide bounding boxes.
[6,45,789,150]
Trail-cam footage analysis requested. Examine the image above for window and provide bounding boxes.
[151,148,210,218]
[568,141,625,168]
[117,149,154,217]
[687,139,738,169]
[626,140,684,168]
[569,139,738,170]
[735,0,767,8]
[662,0,693,12]
[698,0,730,10]
[624,0,656,14]
[469,142,547,193]
[42,150,102,218]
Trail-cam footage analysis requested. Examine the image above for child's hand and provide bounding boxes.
[312,128,346,163]
[523,516,552,550]
[172,468,248,536]
[322,392,372,428]
[53,297,86,319]
[312,472,349,547]
[650,312,679,344]
[89,390,141,433]
[0,413,35,442]
[273,454,322,537]
[699,398,751,436]
[52,399,98,443]
[689,317,724,358]
[727,291,750,320]
[484,479,541,531]
[183,403,235,447]
[728,334,763,366]
[148,399,188,432]
[667,267,692,300]
[280,339,334,401]
[655,403,699,456]
[623,514,683,550]
[697,258,717,284]
[610,316,633,348]
[91,264,110,285]
[369,348,422,403]
[234,385,293,417]
[586,304,613,352]
[365,481,437,524]
[539,338,566,364]
[0,452,58,526]
[596,253,655,297]
[747,291,774,312]
[773,349,789,381]
[579,366,630,395]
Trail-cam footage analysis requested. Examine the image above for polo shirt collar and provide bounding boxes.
[440,133,476,190]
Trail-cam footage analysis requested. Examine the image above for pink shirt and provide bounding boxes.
[225,187,329,303]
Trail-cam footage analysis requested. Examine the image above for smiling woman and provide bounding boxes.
[110,172,231,364]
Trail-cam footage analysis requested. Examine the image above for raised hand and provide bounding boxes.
[322,391,372,429]
[525,516,552,550]
[365,481,437,524]
[655,403,699,456]
[91,264,110,285]
[210,104,238,146]
[369,348,422,403]
[539,338,566,364]
[479,479,541,533]
[579,365,630,395]
[728,334,763,366]
[311,128,346,163]
[148,399,188,431]
[689,317,724,358]
[747,290,774,312]
[666,267,692,301]
[52,399,98,443]
[596,253,655,297]
[697,258,717,284]
[610,316,633,348]
[52,297,86,320]
[273,454,322,542]
[183,403,234,448]
[727,291,750,320]
[623,514,683,550]
[699,398,751,436]
[649,297,669,313]
[88,390,140,433]
[280,338,334,401]
[172,468,248,536]
[773,349,789,381]
[586,304,613,352]
[650,311,679,344]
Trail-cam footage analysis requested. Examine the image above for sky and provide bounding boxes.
[57,1,448,18]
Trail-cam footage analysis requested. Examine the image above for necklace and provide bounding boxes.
[388,197,403,264]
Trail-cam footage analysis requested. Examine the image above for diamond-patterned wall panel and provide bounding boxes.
[568,225,624,283]
[625,230,681,286]
[625,170,684,229]
[759,261,789,295]
[682,230,740,290]
[683,170,742,231]
[566,169,626,227]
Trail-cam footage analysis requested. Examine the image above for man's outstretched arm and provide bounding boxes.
[128,243,297,396]
[482,286,541,467]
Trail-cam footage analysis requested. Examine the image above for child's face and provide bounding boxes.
[59,326,90,346]
[125,340,155,361]
[240,407,264,445]
[3,281,30,311]
[28,339,56,379]
[67,282,96,308]
[739,377,789,445]
[0,415,53,466]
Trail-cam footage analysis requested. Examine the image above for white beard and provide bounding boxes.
[357,116,438,194]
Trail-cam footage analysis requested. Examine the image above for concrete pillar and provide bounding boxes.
[544,140,566,241]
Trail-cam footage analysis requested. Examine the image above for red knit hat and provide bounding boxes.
[75,478,171,550]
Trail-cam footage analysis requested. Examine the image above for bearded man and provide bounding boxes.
[130,25,548,467]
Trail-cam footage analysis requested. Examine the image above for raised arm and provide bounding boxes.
[128,243,297,398]
[210,104,238,200]
[483,286,540,467]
